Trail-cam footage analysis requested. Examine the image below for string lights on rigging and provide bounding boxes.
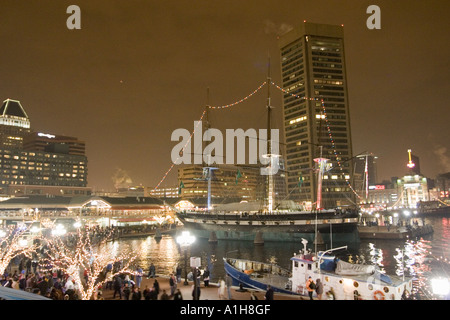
[152,80,360,200]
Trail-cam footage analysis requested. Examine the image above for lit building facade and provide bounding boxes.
[149,186,180,198]
[397,175,429,208]
[0,99,31,149]
[0,98,89,196]
[354,153,378,195]
[358,183,399,212]
[23,132,86,156]
[177,164,287,202]
[278,22,355,208]
[0,149,88,195]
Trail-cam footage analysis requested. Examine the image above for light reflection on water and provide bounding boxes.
[112,216,450,299]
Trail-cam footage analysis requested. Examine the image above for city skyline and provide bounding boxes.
[1,1,449,191]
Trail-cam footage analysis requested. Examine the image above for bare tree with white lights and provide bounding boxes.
[0,227,38,275]
[43,228,138,300]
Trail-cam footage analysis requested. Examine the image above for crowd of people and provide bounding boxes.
[1,256,220,300]
[1,266,85,300]
[105,264,215,300]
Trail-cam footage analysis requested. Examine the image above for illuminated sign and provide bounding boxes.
[38,133,56,139]
[369,185,385,190]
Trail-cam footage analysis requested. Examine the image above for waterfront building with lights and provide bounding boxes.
[278,22,355,208]
[397,174,429,208]
[176,164,287,202]
[0,98,90,197]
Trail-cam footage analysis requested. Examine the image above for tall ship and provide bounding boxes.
[175,63,360,244]
[175,164,360,243]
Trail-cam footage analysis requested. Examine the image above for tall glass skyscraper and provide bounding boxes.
[278,22,355,209]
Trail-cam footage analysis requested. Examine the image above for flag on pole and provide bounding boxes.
[235,169,242,185]
[178,181,185,195]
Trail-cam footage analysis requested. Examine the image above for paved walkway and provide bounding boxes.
[102,275,305,300]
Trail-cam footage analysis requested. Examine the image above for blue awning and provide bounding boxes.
[0,286,52,300]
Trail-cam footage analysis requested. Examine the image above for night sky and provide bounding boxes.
[1,0,449,191]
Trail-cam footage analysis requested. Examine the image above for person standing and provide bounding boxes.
[176,264,182,283]
[203,267,210,287]
[113,275,123,299]
[315,278,323,300]
[143,285,150,300]
[147,263,156,278]
[160,289,170,300]
[153,278,160,297]
[192,284,201,300]
[218,278,226,300]
[169,273,177,296]
[135,266,143,289]
[173,288,183,300]
[225,274,233,300]
[306,276,315,300]
[265,285,274,300]
[123,283,131,300]
[131,287,141,300]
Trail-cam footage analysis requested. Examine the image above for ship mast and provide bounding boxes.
[267,56,274,213]
[263,55,281,213]
[313,146,329,210]
[313,108,329,210]
[365,153,369,200]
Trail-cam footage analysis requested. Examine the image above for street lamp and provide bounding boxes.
[431,277,450,298]
[176,231,195,285]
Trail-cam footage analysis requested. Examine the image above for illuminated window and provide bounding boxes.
[289,116,307,124]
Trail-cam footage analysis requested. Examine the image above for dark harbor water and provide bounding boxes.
[107,216,450,299]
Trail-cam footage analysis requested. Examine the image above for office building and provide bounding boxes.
[177,164,287,202]
[278,22,355,208]
[0,148,88,195]
[0,99,31,149]
[354,153,378,195]
[23,132,86,156]
[0,98,89,196]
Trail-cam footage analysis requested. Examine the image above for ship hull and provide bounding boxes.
[176,211,360,243]
[223,258,296,295]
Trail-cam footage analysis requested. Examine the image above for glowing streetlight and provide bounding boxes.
[177,231,195,285]
[18,238,28,247]
[30,226,41,234]
[431,278,449,297]
[52,224,67,236]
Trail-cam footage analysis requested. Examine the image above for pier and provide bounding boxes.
[102,275,304,301]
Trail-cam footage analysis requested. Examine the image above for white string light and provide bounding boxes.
[0,227,38,275]
[44,228,139,300]
[152,82,267,191]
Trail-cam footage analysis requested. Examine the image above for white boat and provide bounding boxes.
[289,239,413,300]
[224,238,414,300]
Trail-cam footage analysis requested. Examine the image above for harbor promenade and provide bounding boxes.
[102,275,304,301]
